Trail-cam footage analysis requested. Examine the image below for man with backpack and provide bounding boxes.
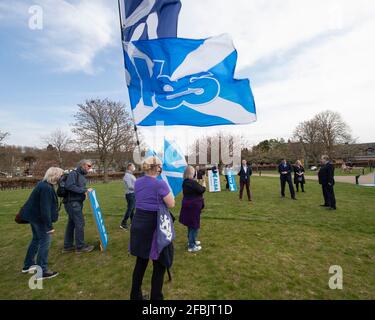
[61,160,94,253]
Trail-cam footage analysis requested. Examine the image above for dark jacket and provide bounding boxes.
[179,179,205,229]
[197,169,205,179]
[237,165,252,182]
[278,162,293,178]
[21,180,58,231]
[293,165,305,184]
[318,162,335,186]
[64,167,88,202]
[182,178,206,199]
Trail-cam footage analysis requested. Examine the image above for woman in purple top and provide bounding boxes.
[129,156,175,300]
[179,166,206,253]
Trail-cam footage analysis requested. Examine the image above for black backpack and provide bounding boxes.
[57,170,78,198]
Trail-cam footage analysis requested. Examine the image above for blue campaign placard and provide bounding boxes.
[227,170,237,192]
[88,190,108,251]
[208,169,221,192]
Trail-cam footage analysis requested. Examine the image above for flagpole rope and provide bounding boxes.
[117,0,142,156]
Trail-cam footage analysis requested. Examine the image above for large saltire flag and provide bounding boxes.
[119,0,181,89]
[120,0,181,42]
[145,139,187,197]
[125,34,257,126]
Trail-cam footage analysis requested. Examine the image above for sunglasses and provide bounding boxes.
[87,164,92,168]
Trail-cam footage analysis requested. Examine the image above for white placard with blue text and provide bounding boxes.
[88,190,108,251]
[208,170,221,192]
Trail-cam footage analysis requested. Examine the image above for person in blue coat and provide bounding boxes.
[21,167,64,279]
[278,159,296,200]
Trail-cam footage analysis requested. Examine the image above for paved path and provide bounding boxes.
[258,172,375,185]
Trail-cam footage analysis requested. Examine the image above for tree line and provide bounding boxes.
[1,101,357,180]
[0,99,139,182]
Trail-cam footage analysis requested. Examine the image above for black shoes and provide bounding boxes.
[62,246,75,253]
[22,267,58,279]
[76,244,95,253]
[120,224,128,230]
[39,271,59,280]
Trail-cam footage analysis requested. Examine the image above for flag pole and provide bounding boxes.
[117,0,142,156]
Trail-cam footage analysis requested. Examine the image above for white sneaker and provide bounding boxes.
[187,241,201,246]
[188,245,202,253]
[21,265,37,274]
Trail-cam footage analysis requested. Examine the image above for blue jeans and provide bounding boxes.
[24,222,51,272]
[64,201,85,249]
[187,227,199,249]
[121,193,135,226]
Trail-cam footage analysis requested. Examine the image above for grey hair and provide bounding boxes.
[321,155,330,161]
[183,166,195,180]
[43,167,64,185]
[79,159,92,167]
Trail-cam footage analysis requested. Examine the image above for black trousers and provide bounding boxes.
[130,257,166,300]
[295,182,305,192]
[280,176,295,198]
[322,184,336,208]
[225,175,229,190]
[239,179,251,200]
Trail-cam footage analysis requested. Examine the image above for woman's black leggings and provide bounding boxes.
[130,256,166,300]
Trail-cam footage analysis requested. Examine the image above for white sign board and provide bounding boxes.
[208,169,221,192]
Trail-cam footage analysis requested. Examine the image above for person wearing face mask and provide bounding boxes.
[62,159,94,254]
[120,163,137,230]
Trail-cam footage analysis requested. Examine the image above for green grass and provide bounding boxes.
[0,177,374,299]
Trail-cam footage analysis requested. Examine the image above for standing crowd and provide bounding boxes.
[18,154,336,298]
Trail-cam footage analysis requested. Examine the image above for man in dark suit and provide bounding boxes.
[238,159,252,201]
[318,155,336,210]
[278,159,296,200]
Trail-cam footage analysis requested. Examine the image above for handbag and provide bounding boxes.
[15,206,29,224]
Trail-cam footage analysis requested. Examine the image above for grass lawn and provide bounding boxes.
[0,177,374,300]
[263,168,373,176]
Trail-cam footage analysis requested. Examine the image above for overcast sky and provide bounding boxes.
[0,0,374,150]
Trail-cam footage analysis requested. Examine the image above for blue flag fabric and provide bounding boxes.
[161,139,187,196]
[121,0,181,42]
[125,34,257,126]
[145,138,187,197]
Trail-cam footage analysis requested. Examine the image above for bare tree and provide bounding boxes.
[0,130,9,145]
[294,110,353,164]
[71,99,136,182]
[43,129,72,167]
[188,132,247,169]
[314,110,352,156]
[294,119,323,166]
